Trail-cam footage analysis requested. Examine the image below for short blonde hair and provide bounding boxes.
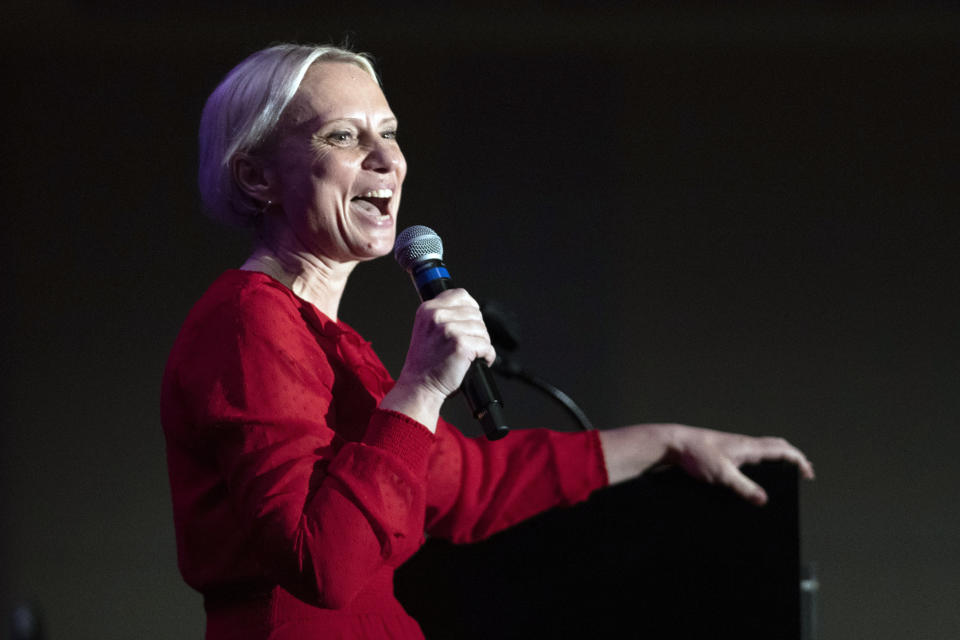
[197,44,378,226]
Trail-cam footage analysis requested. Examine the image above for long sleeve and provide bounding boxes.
[424,419,609,543]
[162,270,611,639]
[162,272,435,611]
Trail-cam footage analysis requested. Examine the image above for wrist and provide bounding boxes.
[654,423,688,466]
[380,380,446,433]
[599,423,688,485]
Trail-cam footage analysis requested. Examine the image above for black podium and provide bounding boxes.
[395,461,800,639]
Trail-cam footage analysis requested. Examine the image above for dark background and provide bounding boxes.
[2,2,958,638]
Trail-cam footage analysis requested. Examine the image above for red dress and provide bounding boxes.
[161,270,608,639]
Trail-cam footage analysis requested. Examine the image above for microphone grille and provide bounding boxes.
[394,225,444,271]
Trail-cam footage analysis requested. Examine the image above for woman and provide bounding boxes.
[162,43,813,639]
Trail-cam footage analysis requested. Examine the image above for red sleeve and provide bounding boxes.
[164,283,436,609]
[423,418,609,543]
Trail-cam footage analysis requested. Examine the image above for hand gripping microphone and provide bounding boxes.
[394,225,509,441]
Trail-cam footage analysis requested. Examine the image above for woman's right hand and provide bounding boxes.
[379,288,496,431]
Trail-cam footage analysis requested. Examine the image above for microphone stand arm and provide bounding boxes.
[493,355,594,432]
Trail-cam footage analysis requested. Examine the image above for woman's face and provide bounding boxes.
[264,61,406,264]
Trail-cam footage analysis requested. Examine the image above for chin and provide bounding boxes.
[354,236,396,262]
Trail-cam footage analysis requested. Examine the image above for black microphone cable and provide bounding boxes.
[480,299,594,432]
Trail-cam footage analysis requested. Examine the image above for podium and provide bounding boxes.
[395,461,800,639]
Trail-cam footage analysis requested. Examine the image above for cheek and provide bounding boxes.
[312,156,362,197]
[287,162,340,211]
[272,152,320,206]
[282,175,316,213]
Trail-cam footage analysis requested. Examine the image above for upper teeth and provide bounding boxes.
[360,189,393,198]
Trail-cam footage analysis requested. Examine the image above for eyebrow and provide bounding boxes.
[310,115,399,130]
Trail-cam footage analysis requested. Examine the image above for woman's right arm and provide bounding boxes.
[164,286,493,609]
[164,286,433,609]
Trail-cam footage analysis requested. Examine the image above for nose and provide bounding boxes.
[362,138,404,174]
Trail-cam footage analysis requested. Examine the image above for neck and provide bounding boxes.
[241,237,356,322]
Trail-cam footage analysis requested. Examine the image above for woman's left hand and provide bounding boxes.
[598,423,814,505]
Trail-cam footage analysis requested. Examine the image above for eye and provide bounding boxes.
[381,129,398,140]
[327,130,355,144]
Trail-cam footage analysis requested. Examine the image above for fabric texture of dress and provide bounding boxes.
[161,270,609,639]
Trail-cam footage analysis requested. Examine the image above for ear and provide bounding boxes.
[231,152,278,206]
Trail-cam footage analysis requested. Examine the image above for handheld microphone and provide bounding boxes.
[394,225,509,441]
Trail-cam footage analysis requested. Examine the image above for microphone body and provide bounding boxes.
[395,227,509,441]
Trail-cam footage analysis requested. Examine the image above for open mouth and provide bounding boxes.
[351,189,393,217]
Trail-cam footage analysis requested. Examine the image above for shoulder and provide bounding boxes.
[162,271,339,439]
[165,271,335,397]
[190,269,303,333]
[178,270,333,351]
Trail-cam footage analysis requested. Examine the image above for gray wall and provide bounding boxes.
[3,3,958,638]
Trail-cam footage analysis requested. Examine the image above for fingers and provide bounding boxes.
[417,290,495,364]
[720,461,769,506]
[427,287,480,310]
[670,426,814,508]
[421,305,488,340]
[735,436,815,480]
[712,434,815,506]
[400,289,496,397]
[678,444,770,506]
